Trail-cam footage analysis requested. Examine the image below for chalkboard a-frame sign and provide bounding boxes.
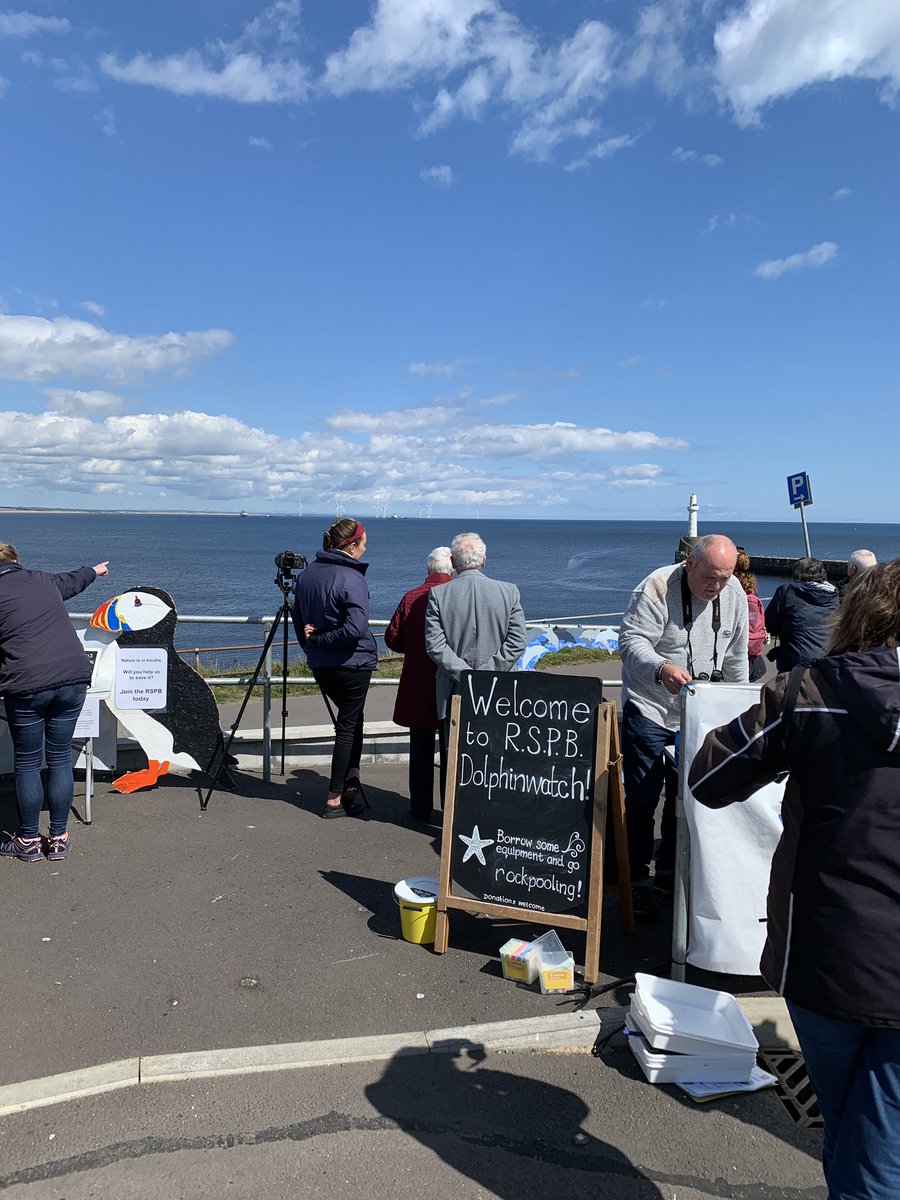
[434,671,633,985]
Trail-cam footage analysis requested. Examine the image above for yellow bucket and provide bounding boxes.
[394,876,439,946]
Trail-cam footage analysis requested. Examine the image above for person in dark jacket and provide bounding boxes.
[0,541,108,863]
[384,547,453,822]
[292,518,376,818]
[689,559,900,1200]
[764,556,839,671]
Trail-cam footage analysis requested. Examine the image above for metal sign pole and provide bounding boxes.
[798,503,812,557]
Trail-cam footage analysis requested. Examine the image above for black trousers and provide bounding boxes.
[621,700,678,881]
[408,726,447,819]
[312,668,372,792]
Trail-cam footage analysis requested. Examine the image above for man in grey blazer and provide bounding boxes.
[424,531,528,720]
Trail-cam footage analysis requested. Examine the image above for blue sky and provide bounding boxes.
[0,0,897,521]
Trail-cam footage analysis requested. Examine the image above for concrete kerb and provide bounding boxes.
[0,1011,612,1118]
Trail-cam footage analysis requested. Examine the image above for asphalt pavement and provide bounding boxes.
[0,657,821,1199]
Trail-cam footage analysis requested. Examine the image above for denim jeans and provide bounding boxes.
[621,701,677,881]
[788,1000,900,1199]
[4,683,88,838]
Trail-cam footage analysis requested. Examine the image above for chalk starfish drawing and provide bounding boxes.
[459,824,495,866]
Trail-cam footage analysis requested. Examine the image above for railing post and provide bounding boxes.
[194,648,201,672]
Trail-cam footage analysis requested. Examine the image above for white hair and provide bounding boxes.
[849,549,877,575]
[450,531,486,572]
[426,545,452,575]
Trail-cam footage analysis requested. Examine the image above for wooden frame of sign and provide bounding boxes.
[434,681,633,986]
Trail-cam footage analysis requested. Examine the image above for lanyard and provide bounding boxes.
[681,568,721,677]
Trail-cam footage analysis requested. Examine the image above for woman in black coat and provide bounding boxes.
[690,561,900,1200]
[292,518,377,818]
[0,542,108,863]
[765,556,839,671]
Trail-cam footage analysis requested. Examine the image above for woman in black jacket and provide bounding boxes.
[764,556,839,671]
[0,542,108,863]
[292,519,377,818]
[690,561,900,1200]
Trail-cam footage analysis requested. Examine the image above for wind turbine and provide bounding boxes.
[335,495,345,519]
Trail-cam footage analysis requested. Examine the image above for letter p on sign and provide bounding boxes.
[787,472,812,507]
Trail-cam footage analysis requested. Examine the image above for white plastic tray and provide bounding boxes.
[632,973,758,1053]
[625,1017,756,1084]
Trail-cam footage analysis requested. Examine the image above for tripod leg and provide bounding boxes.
[201,603,288,810]
[281,598,291,776]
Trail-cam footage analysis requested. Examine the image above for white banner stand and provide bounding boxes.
[672,682,785,980]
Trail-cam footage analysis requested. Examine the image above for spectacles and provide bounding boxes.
[693,670,724,682]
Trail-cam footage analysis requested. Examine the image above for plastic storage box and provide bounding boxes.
[499,938,538,984]
[630,973,758,1054]
[530,930,575,994]
[625,1016,756,1084]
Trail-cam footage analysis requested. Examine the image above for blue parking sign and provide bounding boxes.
[787,472,812,507]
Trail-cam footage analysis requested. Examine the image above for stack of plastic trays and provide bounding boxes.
[627,973,759,1085]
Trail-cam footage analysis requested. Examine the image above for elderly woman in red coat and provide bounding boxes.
[384,547,453,822]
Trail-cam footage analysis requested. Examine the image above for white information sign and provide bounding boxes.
[114,648,168,711]
[74,696,101,739]
[681,683,785,975]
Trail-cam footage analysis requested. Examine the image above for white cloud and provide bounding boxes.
[618,355,641,369]
[409,360,458,377]
[53,73,97,94]
[475,391,517,408]
[101,1,308,104]
[0,404,689,508]
[458,420,687,457]
[43,388,128,416]
[95,106,116,137]
[80,300,105,317]
[420,164,454,188]
[566,132,637,172]
[714,0,900,125]
[323,1,617,161]
[249,135,273,149]
[832,186,854,200]
[101,50,307,103]
[0,73,8,96]
[0,12,69,38]
[706,212,758,232]
[0,313,234,382]
[753,240,838,279]
[611,463,664,478]
[672,145,723,167]
[327,405,459,433]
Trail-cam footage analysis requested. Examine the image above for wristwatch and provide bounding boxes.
[655,661,668,686]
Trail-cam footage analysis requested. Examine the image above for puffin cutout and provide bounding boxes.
[89,586,232,792]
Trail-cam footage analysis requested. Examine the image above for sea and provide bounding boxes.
[2,512,897,669]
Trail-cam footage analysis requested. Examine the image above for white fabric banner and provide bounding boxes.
[681,682,785,975]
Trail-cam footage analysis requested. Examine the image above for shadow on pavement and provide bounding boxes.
[365,1040,665,1199]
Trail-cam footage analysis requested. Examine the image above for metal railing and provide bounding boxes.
[70,611,624,781]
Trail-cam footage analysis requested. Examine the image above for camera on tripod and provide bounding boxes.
[275,550,307,577]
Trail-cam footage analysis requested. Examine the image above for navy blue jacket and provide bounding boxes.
[0,562,98,695]
[292,550,377,671]
[765,581,840,671]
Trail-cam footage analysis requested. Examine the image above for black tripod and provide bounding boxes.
[202,565,300,810]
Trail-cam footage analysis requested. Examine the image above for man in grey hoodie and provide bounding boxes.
[619,534,749,907]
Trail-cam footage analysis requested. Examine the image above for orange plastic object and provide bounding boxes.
[112,759,170,793]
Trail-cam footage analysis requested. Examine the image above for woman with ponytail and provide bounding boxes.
[292,518,377,817]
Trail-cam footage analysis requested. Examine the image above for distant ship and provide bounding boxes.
[239,511,249,517]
